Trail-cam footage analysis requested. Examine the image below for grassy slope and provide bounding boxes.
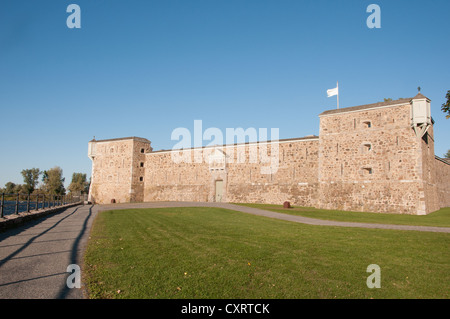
[234,204,450,227]
[84,207,450,299]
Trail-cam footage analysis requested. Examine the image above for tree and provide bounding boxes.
[441,90,450,119]
[42,166,66,195]
[444,150,450,159]
[15,184,28,194]
[4,182,17,194]
[68,173,88,194]
[2,182,27,194]
[21,168,41,194]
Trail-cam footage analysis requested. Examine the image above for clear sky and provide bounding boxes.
[0,0,449,188]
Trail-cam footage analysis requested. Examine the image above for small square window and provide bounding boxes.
[140,162,144,167]
[139,176,144,182]
[363,143,372,151]
[363,121,372,128]
[141,148,145,153]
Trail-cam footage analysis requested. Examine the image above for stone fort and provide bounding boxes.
[87,93,450,215]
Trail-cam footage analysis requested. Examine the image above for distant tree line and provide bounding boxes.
[0,167,89,196]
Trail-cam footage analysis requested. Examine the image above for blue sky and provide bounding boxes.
[0,0,449,188]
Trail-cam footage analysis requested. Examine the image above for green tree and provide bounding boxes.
[4,182,17,194]
[444,150,450,159]
[21,168,41,194]
[68,173,88,194]
[2,182,27,194]
[42,166,66,195]
[15,184,28,194]
[441,90,450,119]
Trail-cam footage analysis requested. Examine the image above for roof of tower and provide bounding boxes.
[412,92,430,100]
[90,136,151,143]
[319,97,414,117]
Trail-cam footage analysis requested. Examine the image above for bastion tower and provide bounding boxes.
[87,137,152,204]
[318,93,439,215]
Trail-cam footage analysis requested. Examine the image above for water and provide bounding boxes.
[1,200,60,216]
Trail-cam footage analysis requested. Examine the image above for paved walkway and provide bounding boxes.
[0,201,448,299]
[0,204,96,299]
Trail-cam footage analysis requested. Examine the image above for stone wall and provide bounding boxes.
[418,125,441,214]
[88,137,151,204]
[88,96,450,215]
[130,139,153,203]
[143,137,319,207]
[318,102,426,214]
[435,157,450,209]
[144,151,211,202]
[225,138,319,206]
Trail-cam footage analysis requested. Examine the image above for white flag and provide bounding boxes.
[327,86,338,97]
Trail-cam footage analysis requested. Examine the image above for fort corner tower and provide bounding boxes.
[88,137,152,204]
[318,93,445,215]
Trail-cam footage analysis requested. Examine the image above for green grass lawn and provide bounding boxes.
[235,203,450,227]
[83,207,449,299]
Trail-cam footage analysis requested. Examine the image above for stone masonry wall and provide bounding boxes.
[435,157,450,209]
[89,138,151,204]
[90,139,135,204]
[225,139,319,206]
[143,138,319,207]
[144,151,211,202]
[419,125,440,214]
[88,98,449,215]
[318,103,425,214]
[130,140,152,203]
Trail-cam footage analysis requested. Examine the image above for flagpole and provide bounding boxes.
[337,81,339,109]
